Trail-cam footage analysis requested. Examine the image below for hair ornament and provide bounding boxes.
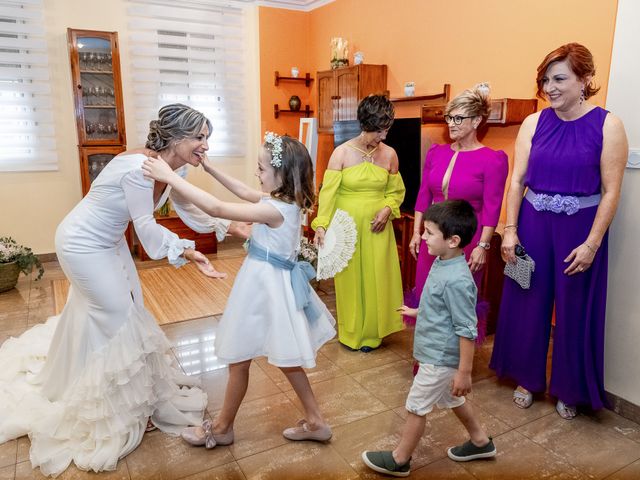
[474,82,491,97]
[264,131,283,168]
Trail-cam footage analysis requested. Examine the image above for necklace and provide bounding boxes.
[346,142,378,161]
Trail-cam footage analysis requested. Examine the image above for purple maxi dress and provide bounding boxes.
[407,144,508,341]
[490,107,609,409]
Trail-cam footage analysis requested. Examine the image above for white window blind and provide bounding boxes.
[0,0,57,172]
[128,0,247,157]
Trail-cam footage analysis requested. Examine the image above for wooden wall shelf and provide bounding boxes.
[275,71,313,87]
[274,104,313,119]
[390,84,451,103]
[422,98,538,125]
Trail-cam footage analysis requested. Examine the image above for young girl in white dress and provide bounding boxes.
[142,133,336,447]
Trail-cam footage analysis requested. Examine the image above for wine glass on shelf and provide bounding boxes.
[95,86,104,105]
[88,52,96,70]
[90,161,98,180]
[85,121,95,138]
[91,86,98,105]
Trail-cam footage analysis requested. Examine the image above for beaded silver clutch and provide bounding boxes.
[504,254,535,289]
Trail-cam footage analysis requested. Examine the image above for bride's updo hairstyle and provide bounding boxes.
[145,103,212,152]
[444,83,492,125]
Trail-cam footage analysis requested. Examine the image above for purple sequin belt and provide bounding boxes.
[525,189,601,215]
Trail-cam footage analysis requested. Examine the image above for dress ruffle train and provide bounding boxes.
[0,303,206,477]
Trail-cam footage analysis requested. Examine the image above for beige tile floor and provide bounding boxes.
[1,244,640,479]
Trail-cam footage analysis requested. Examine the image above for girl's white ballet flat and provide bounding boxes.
[283,419,332,442]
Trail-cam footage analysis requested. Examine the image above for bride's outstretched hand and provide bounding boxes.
[185,249,227,279]
[142,155,175,183]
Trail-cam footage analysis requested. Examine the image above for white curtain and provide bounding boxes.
[127,0,248,157]
[0,0,57,172]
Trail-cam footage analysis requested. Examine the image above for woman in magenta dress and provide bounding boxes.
[407,84,508,342]
[490,44,628,419]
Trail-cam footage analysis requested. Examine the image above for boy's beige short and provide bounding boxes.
[406,362,465,416]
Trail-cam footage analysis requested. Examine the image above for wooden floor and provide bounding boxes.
[52,254,246,325]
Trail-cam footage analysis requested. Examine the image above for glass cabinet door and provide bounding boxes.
[68,30,126,146]
[79,37,118,142]
[79,146,125,194]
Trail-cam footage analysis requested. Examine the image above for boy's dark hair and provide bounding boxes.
[424,200,477,248]
[266,136,315,212]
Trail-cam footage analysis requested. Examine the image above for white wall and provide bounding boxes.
[605,0,640,406]
[0,0,261,254]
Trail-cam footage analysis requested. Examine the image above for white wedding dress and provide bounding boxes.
[0,154,229,477]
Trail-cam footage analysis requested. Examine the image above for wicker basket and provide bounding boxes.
[0,261,21,293]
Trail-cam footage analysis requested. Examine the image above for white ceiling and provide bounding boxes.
[255,0,335,11]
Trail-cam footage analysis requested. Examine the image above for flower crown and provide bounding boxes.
[264,131,283,168]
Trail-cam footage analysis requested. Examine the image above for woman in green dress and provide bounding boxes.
[313,95,405,351]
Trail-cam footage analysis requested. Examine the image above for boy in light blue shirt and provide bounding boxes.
[362,200,496,477]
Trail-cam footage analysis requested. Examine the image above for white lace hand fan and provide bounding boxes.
[316,208,357,280]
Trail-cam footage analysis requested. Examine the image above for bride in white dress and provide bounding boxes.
[0,104,233,477]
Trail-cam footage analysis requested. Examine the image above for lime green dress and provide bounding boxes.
[312,161,406,349]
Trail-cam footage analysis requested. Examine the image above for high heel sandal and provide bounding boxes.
[145,419,157,432]
[512,387,533,409]
[556,400,577,420]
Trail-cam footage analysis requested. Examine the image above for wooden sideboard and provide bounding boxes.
[422,98,538,125]
[392,212,417,291]
[135,212,218,261]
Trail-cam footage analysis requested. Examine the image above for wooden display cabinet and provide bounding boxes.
[68,28,127,195]
[317,64,388,133]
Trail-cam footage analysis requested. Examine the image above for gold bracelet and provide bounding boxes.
[584,242,598,253]
[504,224,518,230]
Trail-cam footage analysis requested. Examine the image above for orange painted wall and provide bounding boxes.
[259,0,619,193]
[258,6,312,137]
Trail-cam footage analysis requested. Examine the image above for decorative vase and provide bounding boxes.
[291,66,299,78]
[0,261,21,293]
[404,82,415,97]
[331,58,349,70]
[354,51,364,65]
[289,95,301,111]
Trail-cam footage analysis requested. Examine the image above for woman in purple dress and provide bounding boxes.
[407,84,508,342]
[490,43,628,419]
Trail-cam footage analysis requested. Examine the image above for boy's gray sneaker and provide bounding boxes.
[447,437,496,462]
[361,451,411,477]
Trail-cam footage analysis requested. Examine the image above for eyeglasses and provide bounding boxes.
[444,115,474,125]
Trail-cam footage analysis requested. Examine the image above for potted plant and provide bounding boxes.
[0,236,45,292]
